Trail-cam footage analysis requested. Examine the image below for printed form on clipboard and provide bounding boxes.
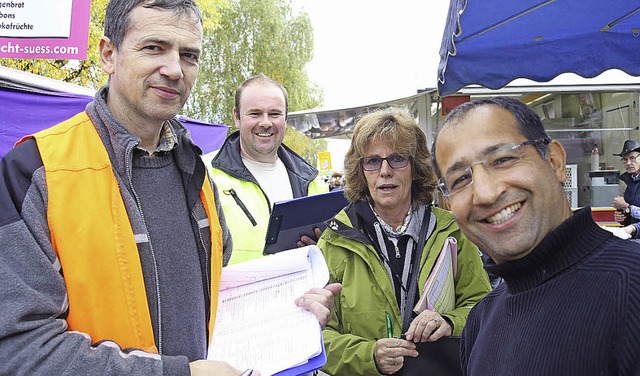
[207,245,329,376]
[414,237,458,315]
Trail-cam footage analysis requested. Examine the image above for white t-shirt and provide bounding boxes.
[242,156,293,205]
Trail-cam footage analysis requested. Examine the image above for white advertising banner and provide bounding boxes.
[0,0,73,38]
[0,0,91,59]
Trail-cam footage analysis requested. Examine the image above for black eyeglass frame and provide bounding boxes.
[360,153,411,172]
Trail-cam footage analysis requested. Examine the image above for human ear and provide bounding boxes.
[546,140,568,184]
[99,36,116,75]
[233,108,241,128]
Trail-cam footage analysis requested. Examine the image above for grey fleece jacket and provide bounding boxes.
[0,86,232,375]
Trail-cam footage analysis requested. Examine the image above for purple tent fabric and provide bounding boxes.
[0,86,228,159]
[175,115,229,157]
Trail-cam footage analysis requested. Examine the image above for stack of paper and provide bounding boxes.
[413,237,458,315]
[208,246,329,376]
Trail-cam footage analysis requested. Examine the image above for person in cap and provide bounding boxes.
[612,140,640,239]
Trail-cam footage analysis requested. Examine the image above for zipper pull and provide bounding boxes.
[224,188,257,226]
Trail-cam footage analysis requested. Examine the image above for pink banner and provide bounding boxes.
[0,0,91,60]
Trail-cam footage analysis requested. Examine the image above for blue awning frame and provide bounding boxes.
[437,0,640,96]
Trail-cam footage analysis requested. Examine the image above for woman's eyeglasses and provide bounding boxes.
[361,153,410,171]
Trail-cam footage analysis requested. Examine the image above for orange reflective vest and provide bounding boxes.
[20,112,222,353]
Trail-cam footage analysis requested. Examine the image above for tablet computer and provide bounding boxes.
[263,190,348,255]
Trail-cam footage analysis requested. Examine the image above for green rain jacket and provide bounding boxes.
[210,131,328,265]
[318,201,491,376]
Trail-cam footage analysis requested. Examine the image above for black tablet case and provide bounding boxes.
[397,336,463,376]
[263,190,348,255]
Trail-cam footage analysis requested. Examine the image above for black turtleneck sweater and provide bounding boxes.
[461,207,640,375]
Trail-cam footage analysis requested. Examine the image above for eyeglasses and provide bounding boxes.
[361,153,410,171]
[437,138,551,198]
[621,155,640,163]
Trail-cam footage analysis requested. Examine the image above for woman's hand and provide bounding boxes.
[374,338,418,375]
[405,310,452,343]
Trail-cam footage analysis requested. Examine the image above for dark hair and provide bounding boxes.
[234,73,289,119]
[343,106,437,205]
[432,97,551,177]
[104,0,202,50]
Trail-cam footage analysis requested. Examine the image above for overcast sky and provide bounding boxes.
[291,1,640,172]
[294,1,450,109]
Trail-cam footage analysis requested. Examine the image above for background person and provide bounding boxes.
[0,2,338,375]
[210,74,328,265]
[612,139,640,239]
[317,107,491,376]
[329,171,344,191]
[432,97,640,375]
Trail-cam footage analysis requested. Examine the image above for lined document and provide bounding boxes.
[208,246,329,376]
[413,237,458,315]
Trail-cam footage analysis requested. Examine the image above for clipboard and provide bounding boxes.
[209,246,329,375]
[273,335,327,376]
[263,190,348,255]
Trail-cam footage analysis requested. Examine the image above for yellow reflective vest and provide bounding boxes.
[210,167,327,265]
[209,131,328,265]
[20,112,223,353]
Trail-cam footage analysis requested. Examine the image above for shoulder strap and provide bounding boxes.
[402,206,431,332]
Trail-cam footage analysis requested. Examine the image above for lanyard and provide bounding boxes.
[370,206,431,324]
[402,207,431,333]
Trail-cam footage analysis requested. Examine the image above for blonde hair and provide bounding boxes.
[343,106,437,205]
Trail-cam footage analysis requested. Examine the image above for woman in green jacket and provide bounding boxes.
[317,107,491,376]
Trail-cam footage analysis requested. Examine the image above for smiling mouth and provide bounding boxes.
[153,85,179,94]
[486,203,522,225]
[256,132,273,138]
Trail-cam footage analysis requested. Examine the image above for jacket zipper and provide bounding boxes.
[225,188,257,226]
[126,147,164,354]
[192,211,211,307]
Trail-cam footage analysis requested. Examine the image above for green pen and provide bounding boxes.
[385,311,393,338]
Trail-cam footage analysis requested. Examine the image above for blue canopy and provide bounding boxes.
[438,0,640,96]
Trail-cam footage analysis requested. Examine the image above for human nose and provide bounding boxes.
[469,163,503,204]
[159,52,184,80]
[378,159,394,176]
[257,113,272,126]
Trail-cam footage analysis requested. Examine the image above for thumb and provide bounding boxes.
[324,283,342,297]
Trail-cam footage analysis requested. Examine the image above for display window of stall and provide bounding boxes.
[532,92,639,208]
